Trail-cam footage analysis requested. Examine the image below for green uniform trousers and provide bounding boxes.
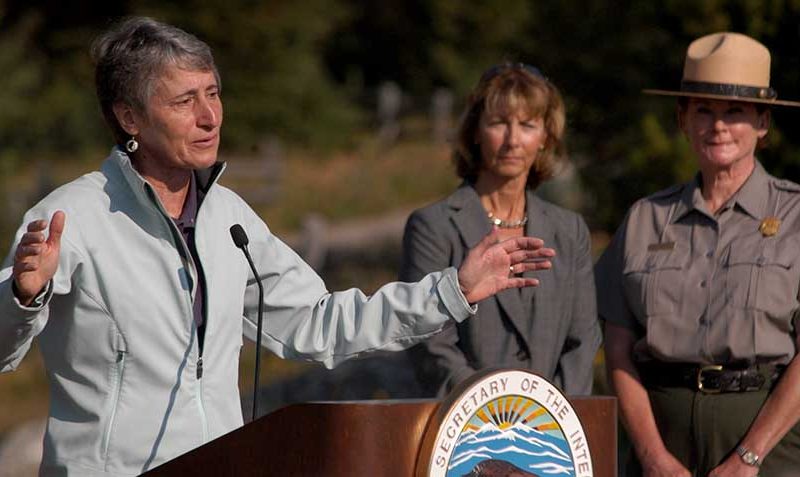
[624,385,800,476]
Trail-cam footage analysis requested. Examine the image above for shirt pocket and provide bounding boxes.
[727,236,799,313]
[622,245,689,319]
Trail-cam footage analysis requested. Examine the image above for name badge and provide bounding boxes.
[647,242,675,252]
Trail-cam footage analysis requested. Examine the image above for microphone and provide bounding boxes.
[229,224,265,422]
[230,223,249,248]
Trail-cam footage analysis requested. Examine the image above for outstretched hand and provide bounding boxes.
[457,229,555,304]
[12,211,65,306]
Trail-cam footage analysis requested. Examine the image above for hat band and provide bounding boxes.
[681,80,777,100]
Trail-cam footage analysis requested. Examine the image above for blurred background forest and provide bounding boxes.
[2,0,800,472]
[1,0,800,237]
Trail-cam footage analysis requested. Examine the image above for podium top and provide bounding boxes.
[145,389,615,477]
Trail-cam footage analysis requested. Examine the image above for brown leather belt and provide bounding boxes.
[637,362,785,394]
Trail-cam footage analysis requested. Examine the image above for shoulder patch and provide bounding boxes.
[649,183,684,199]
[773,178,800,193]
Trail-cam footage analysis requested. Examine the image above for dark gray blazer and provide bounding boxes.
[400,184,601,396]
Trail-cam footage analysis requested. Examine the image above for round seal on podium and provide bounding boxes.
[416,369,593,477]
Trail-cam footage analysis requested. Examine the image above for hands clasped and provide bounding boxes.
[12,211,65,307]
[457,229,555,304]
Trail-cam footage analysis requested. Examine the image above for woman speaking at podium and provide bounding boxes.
[0,17,555,476]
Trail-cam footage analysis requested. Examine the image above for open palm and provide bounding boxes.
[457,229,554,304]
[12,211,65,306]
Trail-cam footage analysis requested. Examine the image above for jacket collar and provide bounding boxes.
[104,147,227,215]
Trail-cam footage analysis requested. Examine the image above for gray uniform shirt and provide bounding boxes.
[596,162,800,365]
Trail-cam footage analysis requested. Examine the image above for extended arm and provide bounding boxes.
[239,206,552,369]
[242,218,471,369]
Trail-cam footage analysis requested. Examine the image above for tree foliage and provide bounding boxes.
[142,0,363,149]
[1,0,799,232]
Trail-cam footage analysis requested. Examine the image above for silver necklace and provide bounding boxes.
[487,211,528,229]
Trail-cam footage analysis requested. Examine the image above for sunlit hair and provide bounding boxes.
[91,16,220,146]
[453,63,566,188]
[677,97,770,149]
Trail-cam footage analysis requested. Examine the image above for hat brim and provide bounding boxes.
[643,88,800,107]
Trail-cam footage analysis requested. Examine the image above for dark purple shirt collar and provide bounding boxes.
[175,172,199,229]
[173,173,206,331]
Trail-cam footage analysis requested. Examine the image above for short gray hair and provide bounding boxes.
[91,16,220,145]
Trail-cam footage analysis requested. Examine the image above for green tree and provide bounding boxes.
[0,13,46,170]
[0,3,128,164]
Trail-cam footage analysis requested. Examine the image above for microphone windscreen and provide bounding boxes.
[229,224,250,248]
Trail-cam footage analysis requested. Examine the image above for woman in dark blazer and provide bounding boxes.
[400,63,601,396]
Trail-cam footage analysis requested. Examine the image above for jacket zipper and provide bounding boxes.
[197,360,209,442]
[185,258,209,442]
[144,181,211,443]
[102,350,126,462]
[191,198,210,442]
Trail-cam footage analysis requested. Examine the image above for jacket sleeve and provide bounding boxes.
[555,214,602,395]
[240,209,475,369]
[399,209,477,396]
[0,213,55,373]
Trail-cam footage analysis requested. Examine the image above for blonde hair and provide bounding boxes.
[453,63,566,188]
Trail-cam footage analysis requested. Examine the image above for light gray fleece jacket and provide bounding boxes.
[0,148,474,476]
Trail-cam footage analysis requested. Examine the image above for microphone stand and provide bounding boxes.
[229,225,265,422]
[243,250,264,422]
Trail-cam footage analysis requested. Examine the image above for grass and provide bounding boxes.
[239,140,459,234]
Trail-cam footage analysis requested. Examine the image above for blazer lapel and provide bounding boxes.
[450,185,491,250]
[521,192,555,305]
[450,185,528,336]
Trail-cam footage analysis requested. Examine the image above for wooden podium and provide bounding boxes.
[144,396,616,476]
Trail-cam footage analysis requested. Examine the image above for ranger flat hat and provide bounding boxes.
[644,32,800,107]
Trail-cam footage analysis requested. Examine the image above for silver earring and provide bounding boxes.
[125,137,139,153]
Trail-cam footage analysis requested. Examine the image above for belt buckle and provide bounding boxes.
[697,365,723,393]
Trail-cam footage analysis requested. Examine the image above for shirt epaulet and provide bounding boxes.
[649,183,685,200]
[773,178,800,193]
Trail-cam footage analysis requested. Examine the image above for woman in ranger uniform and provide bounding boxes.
[597,33,800,476]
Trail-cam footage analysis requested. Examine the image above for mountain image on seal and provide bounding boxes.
[461,459,541,477]
[446,420,575,476]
